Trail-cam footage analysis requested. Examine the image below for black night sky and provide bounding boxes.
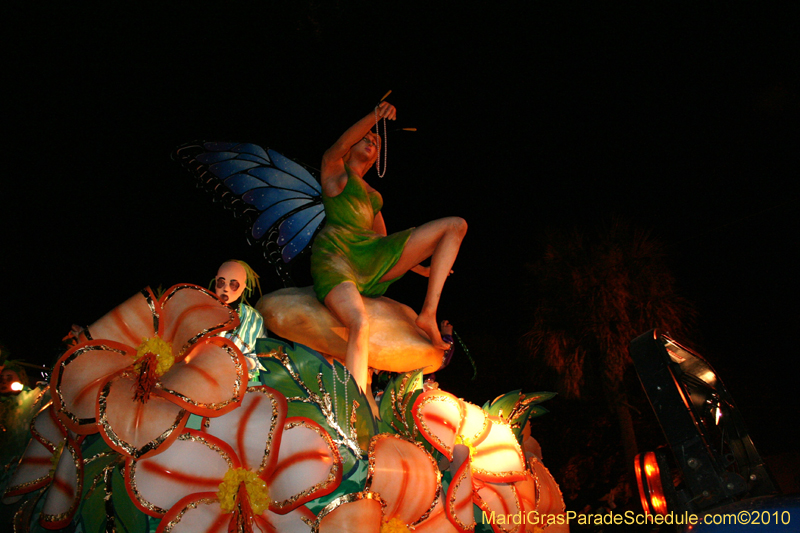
[3,2,798,464]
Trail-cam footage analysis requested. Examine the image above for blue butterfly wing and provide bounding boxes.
[249,195,317,239]
[268,149,321,194]
[174,141,325,282]
[277,203,326,262]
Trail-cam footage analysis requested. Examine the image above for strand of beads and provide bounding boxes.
[374,106,387,178]
[331,362,350,428]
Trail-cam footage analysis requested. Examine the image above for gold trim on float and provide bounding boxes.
[255,387,281,476]
[270,419,342,512]
[161,496,218,533]
[4,471,52,495]
[141,288,160,337]
[471,465,528,481]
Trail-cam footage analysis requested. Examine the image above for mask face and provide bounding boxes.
[215,261,247,304]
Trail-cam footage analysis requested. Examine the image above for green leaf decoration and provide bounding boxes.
[111,463,149,533]
[257,339,320,400]
[78,435,119,533]
[78,434,151,533]
[482,390,556,443]
[377,370,423,439]
[304,458,369,515]
[318,356,378,452]
[257,338,377,476]
[0,386,50,473]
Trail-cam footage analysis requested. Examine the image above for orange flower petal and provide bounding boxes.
[154,487,317,533]
[412,495,461,533]
[269,417,342,514]
[472,417,526,483]
[97,374,188,459]
[475,480,524,533]
[202,386,287,475]
[31,403,67,450]
[159,338,246,417]
[515,471,538,516]
[155,492,228,533]
[87,288,159,345]
[263,505,316,533]
[39,438,82,530]
[460,401,491,446]
[527,457,566,518]
[446,445,476,532]
[128,431,236,517]
[52,341,134,433]
[158,284,238,356]
[412,390,465,460]
[315,492,383,533]
[2,405,63,501]
[366,434,440,525]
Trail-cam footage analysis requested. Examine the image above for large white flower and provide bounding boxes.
[126,386,342,532]
[51,284,247,458]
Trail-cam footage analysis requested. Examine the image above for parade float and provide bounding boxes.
[2,125,568,532]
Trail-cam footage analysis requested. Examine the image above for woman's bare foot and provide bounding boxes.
[417,312,450,350]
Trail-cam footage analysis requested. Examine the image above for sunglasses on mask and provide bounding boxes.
[216,278,240,291]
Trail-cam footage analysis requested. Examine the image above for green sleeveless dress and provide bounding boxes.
[310,165,412,302]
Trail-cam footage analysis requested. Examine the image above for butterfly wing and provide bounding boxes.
[173,142,325,285]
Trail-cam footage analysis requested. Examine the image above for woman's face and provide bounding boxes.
[351,133,381,163]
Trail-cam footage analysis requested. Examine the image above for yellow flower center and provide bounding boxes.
[217,468,270,515]
[381,517,411,533]
[134,336,175,376]
[48,441,65,478]
[132,336,175,402]
[455,435,477,459]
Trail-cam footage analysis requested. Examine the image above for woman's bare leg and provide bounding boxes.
[324,282,370,393]
[379,217,467,349]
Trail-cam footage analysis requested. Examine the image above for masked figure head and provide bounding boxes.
[214,261,247,305]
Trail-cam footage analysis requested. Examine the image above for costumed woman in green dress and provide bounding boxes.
[310,100,467,393]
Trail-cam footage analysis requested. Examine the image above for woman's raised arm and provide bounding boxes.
[321,102,396,192]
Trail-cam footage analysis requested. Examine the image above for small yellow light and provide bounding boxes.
[10,381,23,392]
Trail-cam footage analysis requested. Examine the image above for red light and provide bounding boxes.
[634,456,651,515]
[635,451,669,515]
